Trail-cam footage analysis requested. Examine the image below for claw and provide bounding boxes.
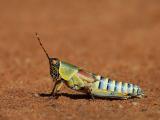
[50,92,60,99]
[49,95,59,99]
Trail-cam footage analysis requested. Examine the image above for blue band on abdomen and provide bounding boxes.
[107,79,112,91]
[114,81,119,92]
[98,77,105,89]
[121,82,125,93]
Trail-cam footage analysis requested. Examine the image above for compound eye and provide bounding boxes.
[52,58,59,65]
[53,59,57,64]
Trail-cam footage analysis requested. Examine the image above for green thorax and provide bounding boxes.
[59,61,79,81]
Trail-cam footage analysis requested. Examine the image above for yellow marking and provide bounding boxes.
[67,79,74,87]
[53,80,64,93]
[105,78,109,84]
[118,82,122,93]
[72,75,85,87]
[91,89,130,99]
[123,83,128,94]
[56,81,64,91]
[110,80,115,92]
[103,78,108,90]
[59,61,78,80]
[96,75,101,80]
[92,81,100,89]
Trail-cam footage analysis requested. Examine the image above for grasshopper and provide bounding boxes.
[35,33,144,99]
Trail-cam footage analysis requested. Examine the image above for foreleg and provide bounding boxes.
[50,80,64,98]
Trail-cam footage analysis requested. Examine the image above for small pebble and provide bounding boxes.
[51,104,57,108]
[33,93,40,97]
[118,104,124,108]
[132,102,138,106]
[25,58,31,64]
[141,108,147,112]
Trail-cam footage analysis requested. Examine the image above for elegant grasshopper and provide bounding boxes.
[35,33,144,99]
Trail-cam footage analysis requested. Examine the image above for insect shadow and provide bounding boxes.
[38,93,91,100]
[37,92,123,100]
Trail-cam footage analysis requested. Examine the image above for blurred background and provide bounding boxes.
[0,0,160,120]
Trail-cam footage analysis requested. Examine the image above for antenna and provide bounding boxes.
[35,33,50,59]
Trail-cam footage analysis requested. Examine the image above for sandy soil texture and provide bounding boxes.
[0,0,160,120]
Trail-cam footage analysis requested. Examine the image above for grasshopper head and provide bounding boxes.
[35,33,60,81]
[49,58,60,80]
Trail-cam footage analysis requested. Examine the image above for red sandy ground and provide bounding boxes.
[0,0,160,120]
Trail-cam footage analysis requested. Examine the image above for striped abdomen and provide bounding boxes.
[94,76,143,97]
